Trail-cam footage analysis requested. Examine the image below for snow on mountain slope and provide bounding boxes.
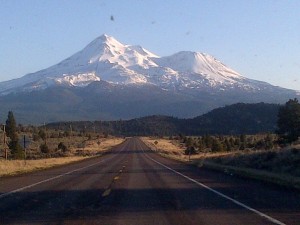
[55,73,100,87]
[155,51,242,80]
[0,34,158,94]
[0,34,294,95]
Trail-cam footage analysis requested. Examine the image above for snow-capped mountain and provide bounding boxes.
[0,34,298,123]
[0,34,282,95]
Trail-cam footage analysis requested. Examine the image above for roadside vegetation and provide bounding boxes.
[0,123,124,160]
[144,134,300,189]
[143,99,300,189]
[0,112,125,176]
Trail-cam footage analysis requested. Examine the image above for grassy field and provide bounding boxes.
[0,157,88,177]
[142,136,300,189]
[0,136,125,177]
[142,136,234,161]
[71,137,125,155]
[141,137,185,157]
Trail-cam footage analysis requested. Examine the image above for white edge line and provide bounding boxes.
[0,160,102,199]
[0,140,129,200]
[139,141,286,225]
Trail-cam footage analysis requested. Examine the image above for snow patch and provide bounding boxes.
[55,73,100,87]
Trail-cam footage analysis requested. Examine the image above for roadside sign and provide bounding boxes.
[19,135,31,148]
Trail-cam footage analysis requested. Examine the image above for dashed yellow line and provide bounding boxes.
[102,188,111,197]
[102,161,127,197]
[101,165,127,198]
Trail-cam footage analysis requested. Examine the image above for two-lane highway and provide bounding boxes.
[0,138,299,224]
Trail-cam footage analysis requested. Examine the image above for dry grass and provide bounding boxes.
[0,137,125,177]
[74,137,125,155]
[0,157,87,177]
[201,147,300,177]
[141,137,234,161]
[141,137,187,161]
[10,135,125,159]
[141,137,183,153]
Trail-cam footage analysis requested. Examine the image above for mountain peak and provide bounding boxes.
[87,34,125,50]
[97,34,118,43]
[155,50,242,80]
[0,34,296,96]
[100,33,110,39]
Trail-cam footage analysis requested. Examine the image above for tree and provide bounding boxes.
[40,143,49,153]
[264,134,274,150]
[5,111,24,159]
[6,111,16,138]
[240,134,246,144]
[185,137,193,148]
[239,134,247,150]
[58,142,68,152]
[203,135,213,148]
[38,129,46,141]
[224,138,232,151]
[211,138,223,152]
[277,99,300,144]
[184,146,197,155]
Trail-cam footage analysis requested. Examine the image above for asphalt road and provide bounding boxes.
[0,137,299,225]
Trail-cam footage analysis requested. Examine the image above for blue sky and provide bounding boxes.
[0,0,299,90]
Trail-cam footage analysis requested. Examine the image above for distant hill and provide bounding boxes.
[47,102,280,136]
[183,102,280,135]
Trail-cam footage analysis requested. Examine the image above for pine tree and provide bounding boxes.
[224,138,232,151]
[264,134,274,150]
[6,111,16,138]
[211,138,223,152]
[277,98,300,144]
[6,111,24,159]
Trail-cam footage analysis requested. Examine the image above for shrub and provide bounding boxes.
[38,130,46,141]
[211,139,223,152]
[58,142,68,152]
[10,143,24,159]
[184,146,197,155]
[32,133,40,141]
[40,143,50,153]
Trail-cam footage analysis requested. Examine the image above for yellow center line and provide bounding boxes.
[102,188,111,197]
[101,164,126,198]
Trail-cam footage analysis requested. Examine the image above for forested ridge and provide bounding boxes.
[47,102,280,136]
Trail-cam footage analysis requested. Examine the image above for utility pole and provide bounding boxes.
[70,124,73,139]
[44,122,47,145]
[69,123,73,149]
[23,135,27,165]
